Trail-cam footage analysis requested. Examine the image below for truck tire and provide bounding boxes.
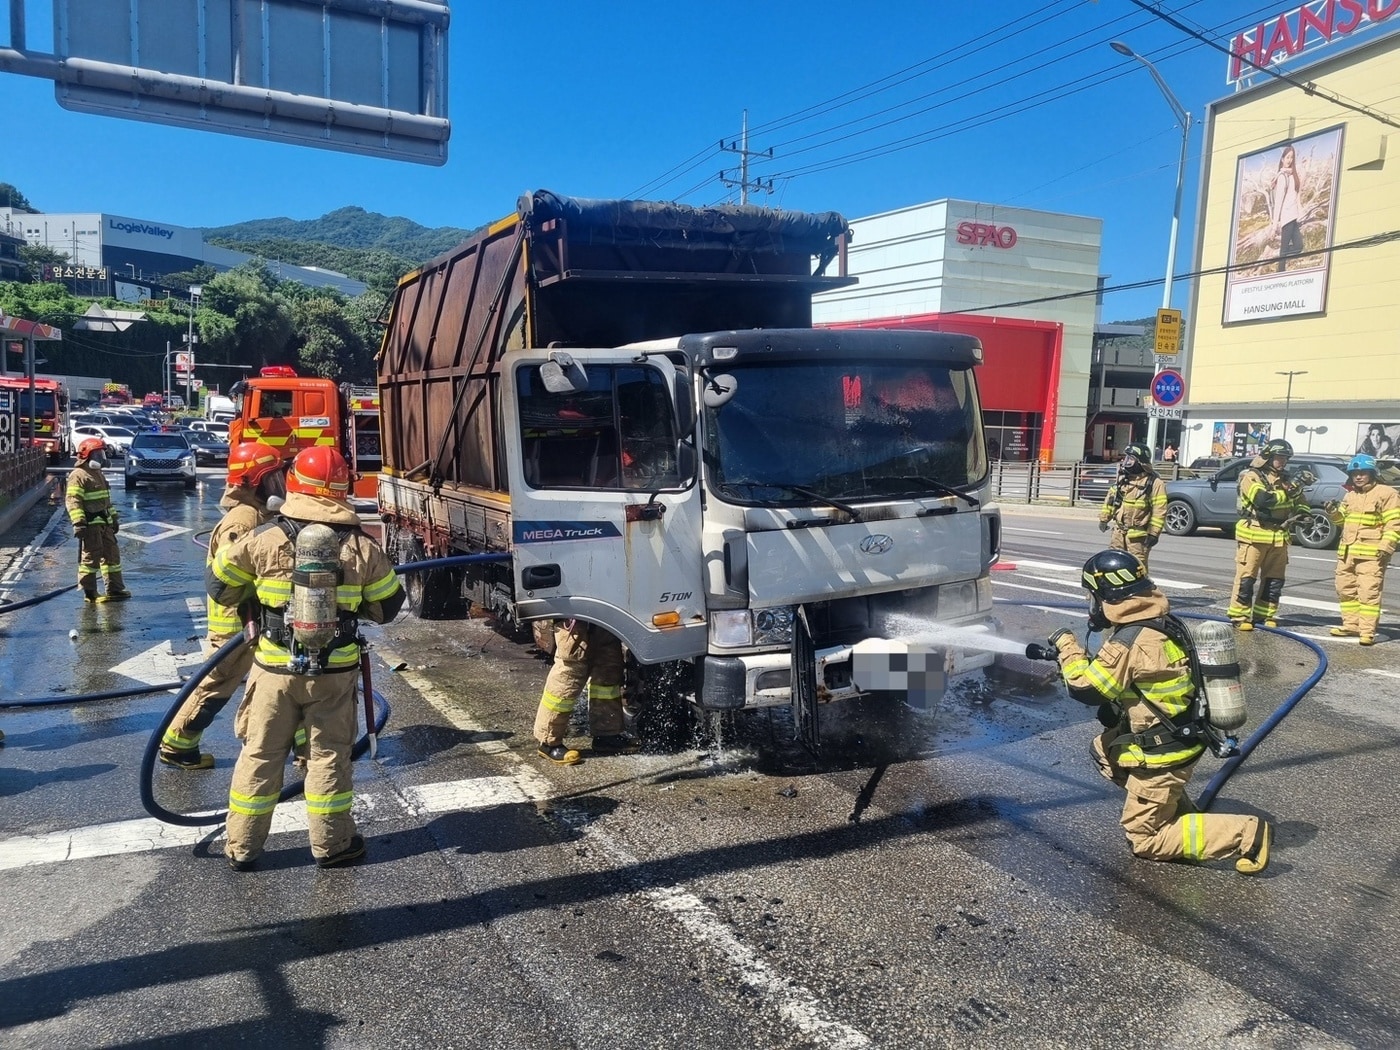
[398,537,460,620]
[627,659,698,751]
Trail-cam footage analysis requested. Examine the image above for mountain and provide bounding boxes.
[203,205,474,259]
[202,206,484,293]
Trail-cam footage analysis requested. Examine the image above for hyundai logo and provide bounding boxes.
[859,534,895,555]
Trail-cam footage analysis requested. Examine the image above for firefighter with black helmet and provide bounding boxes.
[208,446,404,870]
[66,436,130,602]
[1047,549,1272,874]
[159,442,286,770]
[1098,441,1167,573]
[1229,438,1308,629]
[1326,454,1400,645]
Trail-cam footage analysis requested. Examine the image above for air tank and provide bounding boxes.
[1188,620,1248,731]
[289,522,342,664]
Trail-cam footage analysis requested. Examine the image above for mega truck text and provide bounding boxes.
[376,190,1000,746]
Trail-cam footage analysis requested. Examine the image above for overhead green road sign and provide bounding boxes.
[0,0,450,165]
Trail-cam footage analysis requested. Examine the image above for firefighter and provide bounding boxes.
[533,620,636,764]
[65,437,130,603]
[1228,438,1309,630]
[1097,441,1167,573]
[159,442,285,770]
[1049,550,1272,874]
[208,446,404,870]
[1326,454,1400,646]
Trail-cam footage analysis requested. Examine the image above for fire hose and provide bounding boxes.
[1010,597,1327,812]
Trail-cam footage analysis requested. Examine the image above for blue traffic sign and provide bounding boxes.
[1152,369,1186,407]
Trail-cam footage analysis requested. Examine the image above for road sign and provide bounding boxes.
[1155,308,1183,356]
[1151,369,1186,407]
[1148,405,1183,420]
[174,352,193,374]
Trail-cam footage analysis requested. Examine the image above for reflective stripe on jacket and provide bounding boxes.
[208,515,404,672]
[1331,482,1400,560]
[1100,472,1167,539]
[1057,590,1204,769]
[1236,464,1306,545]
[65,461,116,528]
[205,489,271,639]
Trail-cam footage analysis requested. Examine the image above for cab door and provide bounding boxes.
[502,351,706,665]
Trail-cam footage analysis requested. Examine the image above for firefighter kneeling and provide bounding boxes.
[208,447,404,871]
[1048,550,1272,875]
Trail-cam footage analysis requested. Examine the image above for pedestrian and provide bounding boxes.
[1097,441,1167,573]
[1228,438,1308,630]
[208,447,404,870]
[533,620,637,764]
[1047,550,1271,875]
[1162,444,1178,463]
[1327,454,1400,646]
[159,441,286,770]
[65,437,131,603]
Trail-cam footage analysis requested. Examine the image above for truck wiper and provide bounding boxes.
[785,484,863,522]
[864,474,979,507]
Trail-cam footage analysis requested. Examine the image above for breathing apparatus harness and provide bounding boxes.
[255,517,364,676]
[1101,613,1242,761]
[1239,462,1317,530]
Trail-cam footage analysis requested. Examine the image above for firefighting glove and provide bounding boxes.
[72,523,89,539]
[1048,627,1077,652]
[1144,534,1158,547]
[1380,550,1393,569]
[1098,520,1109,532]
[1096,703,1121,728]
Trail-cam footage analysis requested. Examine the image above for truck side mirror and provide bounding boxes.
[703,372,737,409]
[539,351,588,394]
[673,380,694,437]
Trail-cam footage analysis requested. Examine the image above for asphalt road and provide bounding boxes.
[1,481,1397,1048]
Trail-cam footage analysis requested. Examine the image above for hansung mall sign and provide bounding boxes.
[1227,0,1400,84]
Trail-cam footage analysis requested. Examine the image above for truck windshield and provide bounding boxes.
[14,392,58,415]
[704,361,987,504]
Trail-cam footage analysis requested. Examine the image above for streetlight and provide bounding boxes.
[1276,370,1307,435]
[185,284,202,408]
[1295,423,1327,453]
[1111,40,1191,459]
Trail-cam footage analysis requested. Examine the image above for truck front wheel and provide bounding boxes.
[398,536,461,620]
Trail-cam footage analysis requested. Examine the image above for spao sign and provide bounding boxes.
[955,221,1018,249]
[1227,0,1400,83]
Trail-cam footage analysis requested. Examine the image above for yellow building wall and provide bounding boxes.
[1190,33,1400,407]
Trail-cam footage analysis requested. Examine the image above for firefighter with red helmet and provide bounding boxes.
[65,437,130,602]
[208,446,404,869]
[159,442,286,770]
[1326,454,1400,645]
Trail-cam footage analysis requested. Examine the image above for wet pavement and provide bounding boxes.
[0,488,1397,1047]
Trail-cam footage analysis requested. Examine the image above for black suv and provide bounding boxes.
[1162,454,1354,549]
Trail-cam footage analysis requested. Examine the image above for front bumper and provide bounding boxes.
[126,459,197,482]
[696,621,998,711]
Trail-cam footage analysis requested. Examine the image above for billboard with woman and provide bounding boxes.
[1223,125,1344,324]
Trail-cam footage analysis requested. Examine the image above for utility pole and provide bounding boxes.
[719,110,773,204]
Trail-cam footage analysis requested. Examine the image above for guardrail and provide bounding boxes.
[0,447,50,504]
[987,460,1200,507]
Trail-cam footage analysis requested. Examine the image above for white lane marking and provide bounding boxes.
[402,776,533,814]
[992,579,1084,598]
[377,645,873,1050]
[1363,669,1400,679]
[1291,554,1336,563]
[1006,557,1203,591]
[0,504,66,599]
[108,641,189,686]
[1278,594,1348,612]
[119,521,192,544]
[1003,527,1065,536]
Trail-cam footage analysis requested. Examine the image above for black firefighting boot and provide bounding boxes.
[1236,821,1272,875]
[159,748,215,771]
[316,835,367,869]
[537,742,582,765]
[591,734,641,755]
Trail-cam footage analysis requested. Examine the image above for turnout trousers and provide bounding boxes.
[1092,731,1260,863]
[533,621,625,746]
[1228,541,1289,624]
[162,636,252,755]
[225,663,358,863]
[1336,553,1386,636]
[1109,531,1155,575]
[77,525,124,595]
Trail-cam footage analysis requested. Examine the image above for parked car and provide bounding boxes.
[186,419,231,439]
[1162,454,1352,549]
[71,423,136,458]
[185,429,231,466]
[125,432,198,490]
[1074,463,1118,504]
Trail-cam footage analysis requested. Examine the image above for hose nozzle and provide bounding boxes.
[1025,643,1058,662]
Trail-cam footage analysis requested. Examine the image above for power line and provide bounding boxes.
[1125,0,1400,130]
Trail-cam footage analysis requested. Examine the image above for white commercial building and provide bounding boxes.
[0,208,366,298]
[813,199,1102,463]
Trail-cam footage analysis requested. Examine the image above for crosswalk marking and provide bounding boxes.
[1007,557,1202,590]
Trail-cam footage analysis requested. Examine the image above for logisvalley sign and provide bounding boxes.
[1227,0,1400,84]
[107,218,175,239]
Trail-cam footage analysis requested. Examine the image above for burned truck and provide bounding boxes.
[376,190,1001,745]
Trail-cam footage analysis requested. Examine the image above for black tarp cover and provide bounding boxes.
[517,189,850,271]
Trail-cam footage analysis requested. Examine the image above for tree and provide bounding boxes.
[0,183,35,211]
[18,243,70,280]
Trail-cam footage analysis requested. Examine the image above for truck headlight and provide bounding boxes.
[710,606,796,648]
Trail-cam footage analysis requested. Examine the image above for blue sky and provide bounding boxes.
[0,0,1371,320]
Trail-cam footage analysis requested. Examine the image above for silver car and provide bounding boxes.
[124,432,198,491]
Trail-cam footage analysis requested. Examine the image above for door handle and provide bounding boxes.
[523,564,561,589]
